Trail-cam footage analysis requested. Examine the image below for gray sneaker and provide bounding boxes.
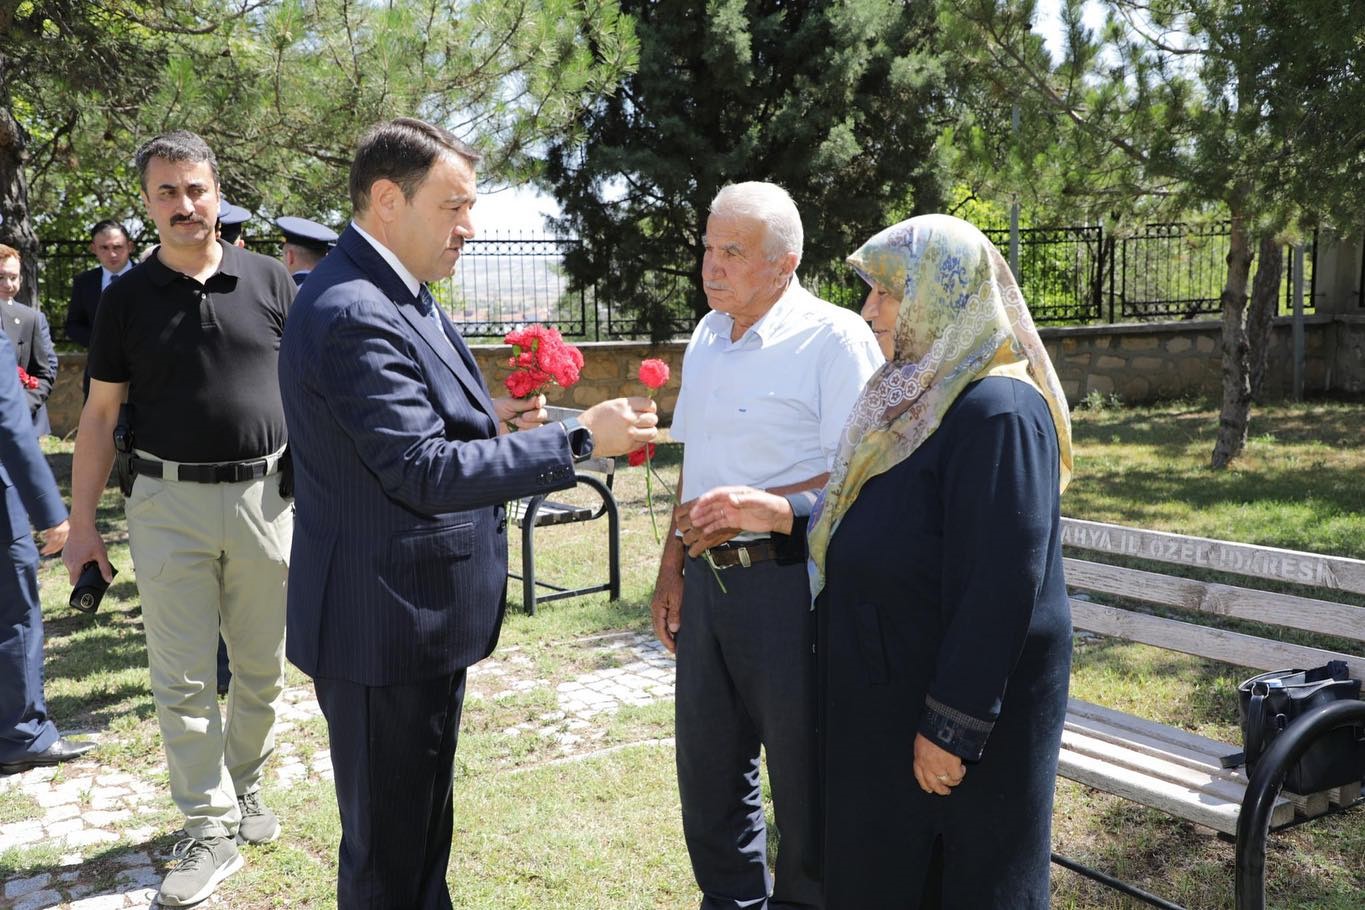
[158,836,242,906]
[235,789,280,845]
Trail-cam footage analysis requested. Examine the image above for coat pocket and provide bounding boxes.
[381,523,477,608]
[854,601,890,686]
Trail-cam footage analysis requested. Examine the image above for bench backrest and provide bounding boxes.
[544,405,615,478]
[1060,518,1365,680]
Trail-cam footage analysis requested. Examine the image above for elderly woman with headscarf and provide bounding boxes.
[689,214,1074,908]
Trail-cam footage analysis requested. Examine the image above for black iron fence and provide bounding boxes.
[30,223,1319,344]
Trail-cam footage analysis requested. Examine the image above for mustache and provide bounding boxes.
[171,214,205,226]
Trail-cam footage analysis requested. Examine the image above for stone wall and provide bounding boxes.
[1036,315,1343,404]
[44,316,1360,437]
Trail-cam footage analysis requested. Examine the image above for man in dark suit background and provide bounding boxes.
[279,117,657,910]
[0,244,59,435]
[65,219,133,352]
[0,331,94,774]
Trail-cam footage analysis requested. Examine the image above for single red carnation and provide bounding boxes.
[627,443,657,468]
[639,358,670,391]
[16,366,38,390]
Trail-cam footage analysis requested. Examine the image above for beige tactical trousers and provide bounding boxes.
[125,457,292,839]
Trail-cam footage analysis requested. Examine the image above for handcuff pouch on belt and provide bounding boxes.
[113,403,136,497]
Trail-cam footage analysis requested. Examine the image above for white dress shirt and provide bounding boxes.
[671,278,884,504]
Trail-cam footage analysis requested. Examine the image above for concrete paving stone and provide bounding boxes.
[46,803,82,821]
[34,788,78,808]
[44,817,84,837]
[89,796,122,811]
[121,826,156,842]
[85,809,134,827]
[90,786,131,800]
[65,827,121,848]
[117,867,163,891]
[60,851,84,865]
[111,851,156,869]
[13,889,62,910]
[0,829,45,852]
[95,772,136,787]
[4,873,52,899]
[68,894,129,910]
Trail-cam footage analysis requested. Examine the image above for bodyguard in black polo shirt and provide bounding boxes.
[64,131,294,908]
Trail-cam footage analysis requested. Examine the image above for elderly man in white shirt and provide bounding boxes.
[651,181,883,910]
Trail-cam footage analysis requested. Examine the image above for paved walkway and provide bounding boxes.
[0,632,675,910]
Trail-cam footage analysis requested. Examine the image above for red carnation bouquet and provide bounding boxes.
[17,366,38,390]
[504,324,583,400]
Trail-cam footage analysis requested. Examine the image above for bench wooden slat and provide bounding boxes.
[1058,747,1245,835]
[1065,558,1365,643]
[511,499,597,527]
[1067,699,1237,762]
[1071,599,1365,680]
[1064,714,1240,780]
[1061,518,1365,596]
[1061,729,1252,805]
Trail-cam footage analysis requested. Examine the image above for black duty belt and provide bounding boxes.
[131,454,280,484]
[703,538,778,570]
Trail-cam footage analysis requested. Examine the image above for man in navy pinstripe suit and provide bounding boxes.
[279,117,657,910]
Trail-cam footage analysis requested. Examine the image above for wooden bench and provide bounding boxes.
[1055,518,1365,910]
[507,407,620,615]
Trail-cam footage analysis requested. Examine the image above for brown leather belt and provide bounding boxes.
[703,539,778,570]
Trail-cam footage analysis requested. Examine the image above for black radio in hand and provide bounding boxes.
[70,561,118,614]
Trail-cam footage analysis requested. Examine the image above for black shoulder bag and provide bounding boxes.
[1230,660,1365,794]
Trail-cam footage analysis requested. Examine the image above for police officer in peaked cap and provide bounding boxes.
[276,216,338,287]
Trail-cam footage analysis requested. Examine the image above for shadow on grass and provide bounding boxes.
[1057,794,1365,910]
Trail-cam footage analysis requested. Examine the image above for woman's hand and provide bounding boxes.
[913,733,966,796]
[689,486,793,539]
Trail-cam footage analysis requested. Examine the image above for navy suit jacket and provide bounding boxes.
[66,267,103,348]
[280,226,578,686]
[1,299,57,435]
[0,333,65,543]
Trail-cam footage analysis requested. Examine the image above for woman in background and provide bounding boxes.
[691,214,1074,908]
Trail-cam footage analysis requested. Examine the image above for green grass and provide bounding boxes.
[13,401,1365,907]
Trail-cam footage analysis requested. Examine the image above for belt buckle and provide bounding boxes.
[737,546,751,568]
[703,549,726,572]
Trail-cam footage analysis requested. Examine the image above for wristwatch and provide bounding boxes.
[561,416,594,463]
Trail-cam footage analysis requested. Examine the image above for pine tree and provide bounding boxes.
[545,0,948,339]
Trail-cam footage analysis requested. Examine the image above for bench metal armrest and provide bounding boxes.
[1236,700,1365,910]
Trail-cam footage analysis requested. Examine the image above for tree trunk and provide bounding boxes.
[1247,235,1283,401]
[0,52,40,308]
[1210,215,1256,469]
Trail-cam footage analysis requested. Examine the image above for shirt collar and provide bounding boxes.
[102,264,132,284]
[144,240,240,287]
[351,220,421,298]
[730,275,801,346]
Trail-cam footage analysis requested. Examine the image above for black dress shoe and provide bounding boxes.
[0,738,97,774]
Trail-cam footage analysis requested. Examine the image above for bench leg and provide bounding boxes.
[521,496,547,616]
[1235,700,1365,910]
[606,488,620,601]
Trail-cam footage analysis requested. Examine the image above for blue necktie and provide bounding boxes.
[417,285,436,317]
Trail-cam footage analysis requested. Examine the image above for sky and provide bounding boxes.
[470,1,1100,235]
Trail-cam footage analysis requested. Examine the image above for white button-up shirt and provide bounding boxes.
[672,278,883,503]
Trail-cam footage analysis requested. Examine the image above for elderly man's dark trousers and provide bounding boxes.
[315,671,467,910]
[0,535,59,763]
[676,554,821,910]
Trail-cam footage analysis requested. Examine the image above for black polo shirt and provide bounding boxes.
[88,241,295,463]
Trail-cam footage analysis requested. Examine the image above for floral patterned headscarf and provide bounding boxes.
[807,214,1073,598]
